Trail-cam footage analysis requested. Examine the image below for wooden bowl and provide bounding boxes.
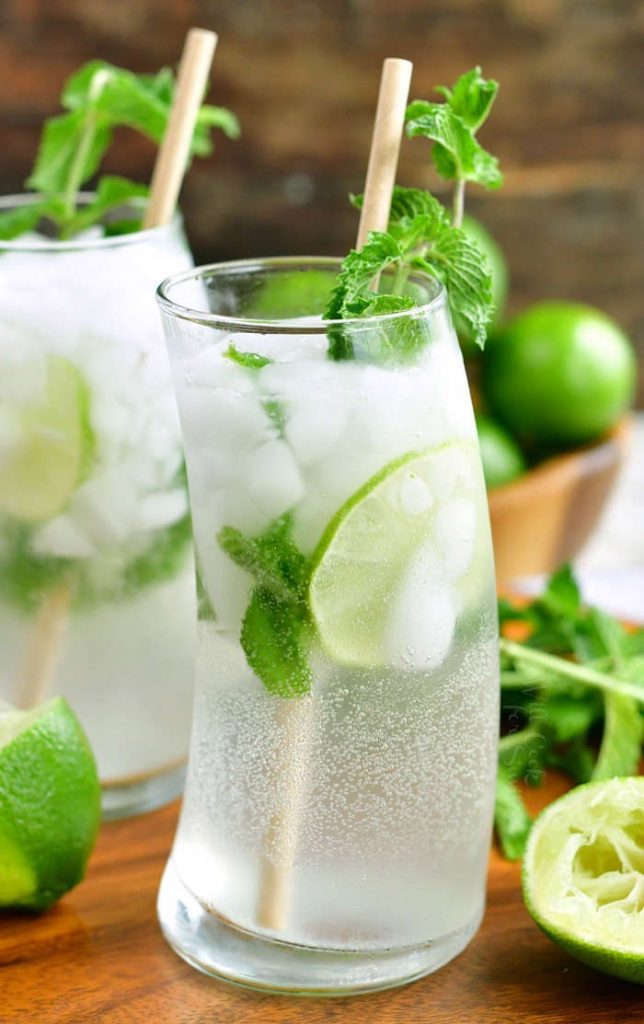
[488,417,631,585]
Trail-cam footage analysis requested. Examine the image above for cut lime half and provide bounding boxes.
[0,697,101,911]
[0,356,94,522]
[523,777,644,985]
[308,442,479,668]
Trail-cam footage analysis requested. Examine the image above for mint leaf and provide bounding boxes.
[195,104,241,151]
[347,188,494,348]
[495,769,532,860]
[0,201,53,241]
[538,692,601,744]
[406,102,502,190]
[323,232,415,360]
[224,344,272,370]
[325,231,405,319]
[413,222,493,348]
[222,345,286,431]
[22,60,238,239]
[27,109,112,198]
[218,515,312,697]
[217,519,305,602]
[592,692,642,780]
[539,563,581,620]
[61,176,149,238]
[435,66,499,132]
[241,586,312,698]
[545,739,595,784]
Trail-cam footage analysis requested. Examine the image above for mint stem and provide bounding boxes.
[452,178,465,228]
[498,724,541,754]
[60,69,111,228]
[500,639,644,705]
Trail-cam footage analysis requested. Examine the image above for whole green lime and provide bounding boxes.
[482,302,636,446]
[475,414,525,489]
[457,215,508,354]
[0,697,101,910]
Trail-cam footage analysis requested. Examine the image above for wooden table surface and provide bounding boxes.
[1,788,641,1024]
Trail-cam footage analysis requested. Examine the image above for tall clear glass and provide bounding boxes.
[0,195,195,818]
[157,258,499,995]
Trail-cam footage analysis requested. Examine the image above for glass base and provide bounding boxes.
[157,858,484,996]
[101,761,186,821]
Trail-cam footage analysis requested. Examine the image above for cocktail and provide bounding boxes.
[0,200,195,816]
[0,43,238,817]
[156,257,499,993]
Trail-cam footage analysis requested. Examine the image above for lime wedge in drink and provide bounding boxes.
[0,356,94,523]
[0,697,101,910]
[308,443,477,668]
[523,777,644,984]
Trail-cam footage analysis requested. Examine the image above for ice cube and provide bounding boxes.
[284,391,350,466]
[244,440,305,519]
[399,472,434,516]
[180,387,274,457]
[433,498,477,580]
[138,489,188,531]
[69,471,141,547]
[386,544,456,671]
[32,515,96,559]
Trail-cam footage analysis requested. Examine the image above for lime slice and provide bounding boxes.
[0,356,94,523]
[523,777,644,985]
[0,697,101,910]
[308,443,477,668]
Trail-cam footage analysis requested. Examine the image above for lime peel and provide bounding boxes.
[0,697,101,911]
[523,777,644,985]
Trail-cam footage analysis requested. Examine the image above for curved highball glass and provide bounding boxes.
[0,194,195,818]
[156,257,499,995]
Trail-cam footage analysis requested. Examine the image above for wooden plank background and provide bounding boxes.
[1,1,642,394]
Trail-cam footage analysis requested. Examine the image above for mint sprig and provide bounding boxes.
[495,565,644,860]
[0,60,239,241]
[324,67,500,354]
[406,66,502,226]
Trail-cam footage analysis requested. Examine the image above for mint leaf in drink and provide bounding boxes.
[224,344,273,370]
[15,59,239,239]
[218,514,312,697]
[241,586,312,698]
[222,347,286,431]
[495,769,532,860]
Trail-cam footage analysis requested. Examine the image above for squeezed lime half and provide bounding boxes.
[0,697,101,910]
[523,777,644,984]
[0,356,94,522]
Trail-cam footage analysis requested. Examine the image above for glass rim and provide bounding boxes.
[156,256,447,334]
[0,192,182,253]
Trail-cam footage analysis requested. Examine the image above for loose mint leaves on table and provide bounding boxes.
[495,565,644,859]
[324,66,501,360]
[0,60,240,241]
